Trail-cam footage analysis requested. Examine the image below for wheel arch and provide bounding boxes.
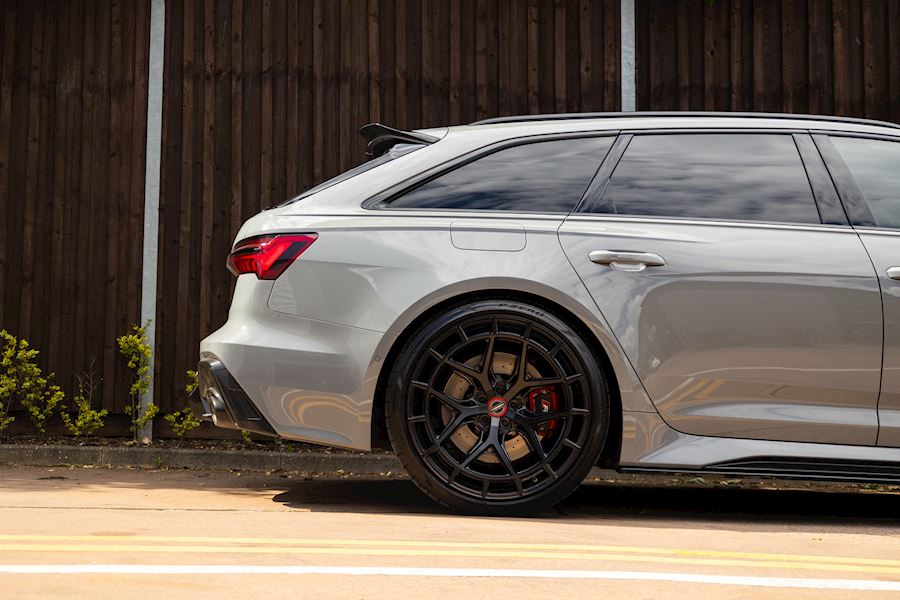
[370,285,623,469]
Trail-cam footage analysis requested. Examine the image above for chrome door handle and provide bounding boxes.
[887,267,900,280]
[589,250,667,272]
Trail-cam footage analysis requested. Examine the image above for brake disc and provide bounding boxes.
[440,352,541,463]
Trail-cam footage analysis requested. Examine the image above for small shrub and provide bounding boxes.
[0,337,16,436]
[117,321,157,440]
[163,370,202,445]
[185,370,198,395]
[0,330,65,436]
[241,430,253,445]
[124,401,159,437]
[61,367,107,437]
[164,407,200,443]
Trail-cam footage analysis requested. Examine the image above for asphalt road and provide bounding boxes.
[2,465,900,599]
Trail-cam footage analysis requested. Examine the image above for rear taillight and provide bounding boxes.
[226,234,317,280]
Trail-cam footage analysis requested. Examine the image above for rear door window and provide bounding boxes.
[830,137,900,229]
[588,133,822,225]
[387,137,613,213]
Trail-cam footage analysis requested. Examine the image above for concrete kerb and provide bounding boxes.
[0,444,403,475]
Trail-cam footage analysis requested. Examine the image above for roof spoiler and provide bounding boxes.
[359,123,440,157]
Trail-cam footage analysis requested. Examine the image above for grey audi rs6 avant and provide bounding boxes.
[199,112,900,514]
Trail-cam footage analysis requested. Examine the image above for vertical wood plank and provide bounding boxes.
[0,2,14,326]
[199,0,215,338]
[339,0,352,170]
[782,0,809,113]
[889,0,900,123]
[173,0,196,412]
[862,0,888,121]
[474,0,488,119]
[48,0,69,375]
[368,0,381,123]
[808,0,835,115]
[553,0,565,112]
[394,0,407,128]
[260,0,273,207]
[21,0,44,344]
[103,0,124,406]
[526,0,539,114]
[603,0,620,111]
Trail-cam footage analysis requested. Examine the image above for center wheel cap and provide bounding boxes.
[487,396,508,418]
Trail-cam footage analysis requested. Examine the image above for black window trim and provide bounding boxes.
[576,128,851,228]
[362,131,619,213]
[811,131,900,229]
[793,133,850,226]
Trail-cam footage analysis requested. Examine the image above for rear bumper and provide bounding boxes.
[197,357,277,437]
[198,276,391,450]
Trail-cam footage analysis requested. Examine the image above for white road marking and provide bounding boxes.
[1,565,899,591]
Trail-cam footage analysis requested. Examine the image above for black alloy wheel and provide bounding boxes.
[386,300,610,515]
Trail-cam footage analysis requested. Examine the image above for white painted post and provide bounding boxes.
[620,0,636,112]
[139,0,165,443]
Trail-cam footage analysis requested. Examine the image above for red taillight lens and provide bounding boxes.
[226,234,318,280]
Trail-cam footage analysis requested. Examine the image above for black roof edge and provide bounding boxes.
[359,123,440,157]
[469,111,900,131]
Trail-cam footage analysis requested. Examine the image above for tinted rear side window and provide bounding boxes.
[831,137,900,229]
[589,133,821,224]
[387,137,612,212]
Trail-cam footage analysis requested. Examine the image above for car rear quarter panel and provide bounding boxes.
[221,209,660,450]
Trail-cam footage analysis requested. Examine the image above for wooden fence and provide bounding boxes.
[635,0,900,121]
[0,0,150,416]
[0,0,898,433]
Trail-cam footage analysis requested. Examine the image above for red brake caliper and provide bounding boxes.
[527,386,559,437]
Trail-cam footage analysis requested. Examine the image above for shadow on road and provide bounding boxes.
[272,478,900,531]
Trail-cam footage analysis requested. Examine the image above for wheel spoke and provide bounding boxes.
[494,438,518,478]
[520,426,547,461]
[447,359,491,392]
[563,438,581,451]
[542,463,558,480]
[448,466,462,483]
[527,409,572,425]
[481,334,496,379]
[429,389,469,413]
[435,411,471,444]
[508,330,530,388]
[505,376,564,400]
[459,437,492,469]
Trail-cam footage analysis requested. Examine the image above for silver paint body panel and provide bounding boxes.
[201,114,900,471]
[559,216,882,446]
[855,230,900,447]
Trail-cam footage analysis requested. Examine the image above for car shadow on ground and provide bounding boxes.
[271,478,900,531]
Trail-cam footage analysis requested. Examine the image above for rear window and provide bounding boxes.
[588,133,822,225]
[386,137,613,213]
[831,136,900,229]
[279,143,423,207]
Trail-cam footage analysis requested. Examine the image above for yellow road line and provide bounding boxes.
[1,534,897,568]
[3,542,900,576]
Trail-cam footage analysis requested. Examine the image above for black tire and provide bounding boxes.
[385,299,610,515]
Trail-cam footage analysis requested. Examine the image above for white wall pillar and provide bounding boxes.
[139,0,165,443]
[620,0,636,112]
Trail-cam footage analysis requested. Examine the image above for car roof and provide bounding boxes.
[451,111,900,140]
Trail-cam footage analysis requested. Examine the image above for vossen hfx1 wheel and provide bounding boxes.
[386,300,610,515]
